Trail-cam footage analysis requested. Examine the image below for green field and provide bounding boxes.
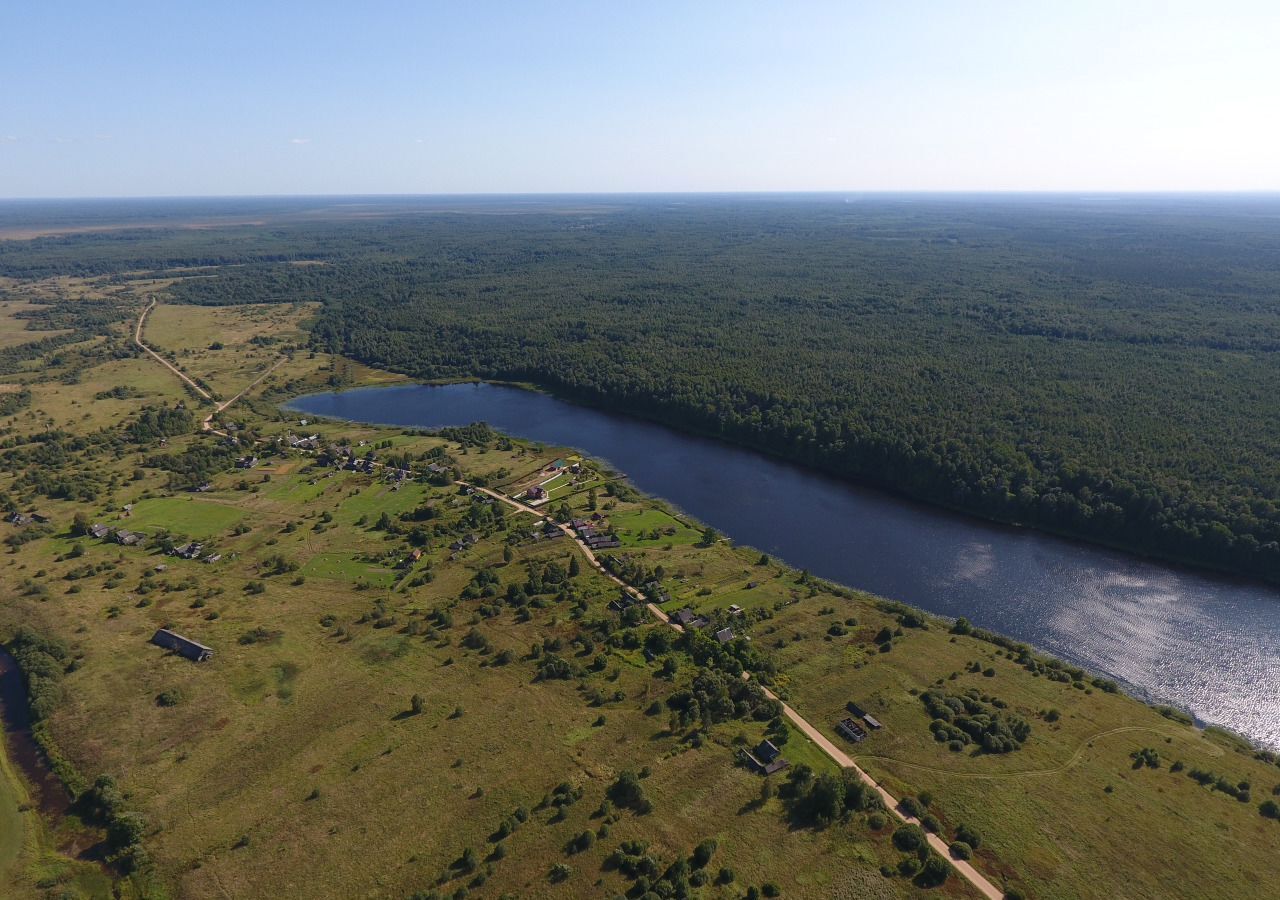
[0,293,1277,899]
[111,497,246,539]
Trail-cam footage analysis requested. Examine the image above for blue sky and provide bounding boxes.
[3,1,1277,197]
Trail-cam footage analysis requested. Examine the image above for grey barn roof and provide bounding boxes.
[151,628,214,662]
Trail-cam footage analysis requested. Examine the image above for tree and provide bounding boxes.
[892,824,926,852]
[607,770,646,810]
[700,526,719,547]
[949,840,973,860]
[71,510,90,536]
[916,853,951,887]
[568,555,580,577]
[806,773,846,825]
[691,838,717,868]
[502,544,514,564]
[410,694,424,715]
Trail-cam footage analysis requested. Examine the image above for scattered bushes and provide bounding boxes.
[920,688,1030,753]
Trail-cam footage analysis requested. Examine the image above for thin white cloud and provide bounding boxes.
[0,135,17,144]
[289,137,311,145]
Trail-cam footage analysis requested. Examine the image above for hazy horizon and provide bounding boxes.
[5,1,1279,198]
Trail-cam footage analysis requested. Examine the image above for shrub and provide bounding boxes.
[916,853,951,887]
[954,822,982,849]
[949,840,973,859]
[892,824,926,852]
[607,770,646,811]
[155,689,183,707]
[689,837,718,868]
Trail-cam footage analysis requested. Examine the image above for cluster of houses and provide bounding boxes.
[670,607,738,644]
[94,524,145,546]
[835,702,884,743]
[528,520,567,543]
[7,511,50,527]
[448,533,479,553]
[570,518,620,550]
[740,739,790,776]
[283,433,321,451]
[170,541,221,563]
[82,523,221,562]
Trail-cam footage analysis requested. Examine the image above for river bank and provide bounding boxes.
[287,381,1280,750]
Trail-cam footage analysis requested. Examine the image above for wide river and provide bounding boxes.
[289,382,1280,750]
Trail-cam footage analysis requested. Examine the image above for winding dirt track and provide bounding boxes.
[134,297,286,432]
[465,483,1003,899]
[855,724,1222,781]
[133,298,213,402]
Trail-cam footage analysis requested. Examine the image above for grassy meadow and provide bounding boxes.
[0,288,1277,900]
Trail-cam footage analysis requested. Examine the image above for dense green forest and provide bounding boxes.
[4,194,1280,581]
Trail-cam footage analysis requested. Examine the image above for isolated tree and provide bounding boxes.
[410,693,424,715]
[568,555,580,577]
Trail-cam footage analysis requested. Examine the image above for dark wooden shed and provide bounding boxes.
[151,628,213,662]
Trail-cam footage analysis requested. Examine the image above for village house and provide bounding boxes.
[150,628,214,662]
[88,523,111,539]
[645,581,673,604]
[714,627,735,645]
[115,530,144,546]
[7,512,32,527]
[673,608,710,630]
[740,739,790,775]
[526,485,546,501]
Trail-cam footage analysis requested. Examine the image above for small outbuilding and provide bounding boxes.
[151,628,214,662]
[836,717,867,743]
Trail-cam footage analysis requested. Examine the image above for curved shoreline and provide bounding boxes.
[283,381,1280,752]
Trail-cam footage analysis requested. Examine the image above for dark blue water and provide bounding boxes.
[289,382,1280,749]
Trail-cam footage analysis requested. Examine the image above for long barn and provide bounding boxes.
[151,628,214,662]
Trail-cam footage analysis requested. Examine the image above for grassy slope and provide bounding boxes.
[0,293,1277,899]
[1,295,972,899]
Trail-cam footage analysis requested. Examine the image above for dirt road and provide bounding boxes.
[134,297,286,433]
[133,298,213,402]
[468,482,1003,899]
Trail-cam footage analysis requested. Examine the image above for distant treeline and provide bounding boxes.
[8,195,1280,582]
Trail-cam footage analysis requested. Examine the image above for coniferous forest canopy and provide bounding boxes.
[4,194,1280,582]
